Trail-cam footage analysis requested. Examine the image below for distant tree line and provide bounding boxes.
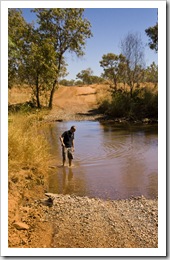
[60,61,157,88]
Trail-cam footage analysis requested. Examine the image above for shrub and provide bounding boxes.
[110,92,131,117]
[98,87,158,120]
[142,88,158,118]
[98,99,111,114]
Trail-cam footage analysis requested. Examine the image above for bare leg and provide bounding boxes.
[62,147,66,166]
[63,158,66,167]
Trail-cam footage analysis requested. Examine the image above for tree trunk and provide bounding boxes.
[123,82,126,91]
[36,74,41,108]
[48,54,63,109]
[114,78,117,91]
[130,82,134,98]
[48,53,63,109]
[48,79,57,109]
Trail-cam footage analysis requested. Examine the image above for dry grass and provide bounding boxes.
[8,112,53,248]
[8,86,32,105]
[8,113,51,176]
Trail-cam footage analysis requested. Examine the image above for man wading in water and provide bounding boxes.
[59,126,76,167]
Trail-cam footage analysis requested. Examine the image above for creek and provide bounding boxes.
[44,121,158,200]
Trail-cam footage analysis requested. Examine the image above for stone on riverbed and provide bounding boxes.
[13,221,29,230]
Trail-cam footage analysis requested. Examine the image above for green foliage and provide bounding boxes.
[99,87,158,120]
[145,23,158,52]
[74,80,84,86]
[76,68,94,84]
[8,101,35,114]
[100,53,127,89]
[59,79,75,86]
[8,9,29,87]
[140,87,158,118]
[144,62,158,85]
[8,8,92,108]
[76,68,103,85]
[34,8,92,57]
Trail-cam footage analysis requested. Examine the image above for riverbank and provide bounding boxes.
[9,182,158,248]
[8,85,158,249]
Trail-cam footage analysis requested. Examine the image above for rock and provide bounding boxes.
[13,221,29,230]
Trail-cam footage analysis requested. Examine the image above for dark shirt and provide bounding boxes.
[61,130,74,148]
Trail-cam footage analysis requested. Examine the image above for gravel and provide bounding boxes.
[37,193,158,248]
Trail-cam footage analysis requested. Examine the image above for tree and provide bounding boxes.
[120,32,145,97]
[100,53,126,90]
[145,23,158,52]
[8,8,92,108]
[59,79,75,86]
[144,62,158,86]
[21,27,62,108]
[8,9,29,88]
[76,68,94,84]
[33,8,92,108]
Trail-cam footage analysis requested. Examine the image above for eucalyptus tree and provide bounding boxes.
[8,9,28,88]
[22,26,61,108]
[100,53,127,90]
[76,68,94,85]
[33,8,92,108]
[120,32,145,97]
[8,8,92,108]
[145,23,158,53]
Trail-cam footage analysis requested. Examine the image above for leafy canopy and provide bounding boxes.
[145,23,158,52]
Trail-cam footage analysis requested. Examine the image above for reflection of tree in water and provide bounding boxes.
[47,125,61,156]
[121,133,158,199]
[42,124,63,166]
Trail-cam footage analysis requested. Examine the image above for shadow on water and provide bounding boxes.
[44,121,158,200]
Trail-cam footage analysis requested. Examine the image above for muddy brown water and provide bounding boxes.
[44,121,158,200]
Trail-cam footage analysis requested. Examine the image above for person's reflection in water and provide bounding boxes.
[62,166,67,193]
[62,167,74,194]
[68,167,73,181]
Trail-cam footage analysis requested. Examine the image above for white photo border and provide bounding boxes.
[1,0,166,257]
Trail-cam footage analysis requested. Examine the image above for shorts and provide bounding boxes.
[62,147,74,160]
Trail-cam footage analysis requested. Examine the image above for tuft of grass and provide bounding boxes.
[8,113,51,176]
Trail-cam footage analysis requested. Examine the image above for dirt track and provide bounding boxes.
[44,84,109,121]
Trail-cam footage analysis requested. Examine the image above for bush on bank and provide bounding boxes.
[98,87,158,120]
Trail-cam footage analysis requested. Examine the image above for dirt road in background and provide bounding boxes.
[45,84,109,121]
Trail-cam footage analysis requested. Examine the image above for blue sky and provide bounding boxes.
[21,8,158,80]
